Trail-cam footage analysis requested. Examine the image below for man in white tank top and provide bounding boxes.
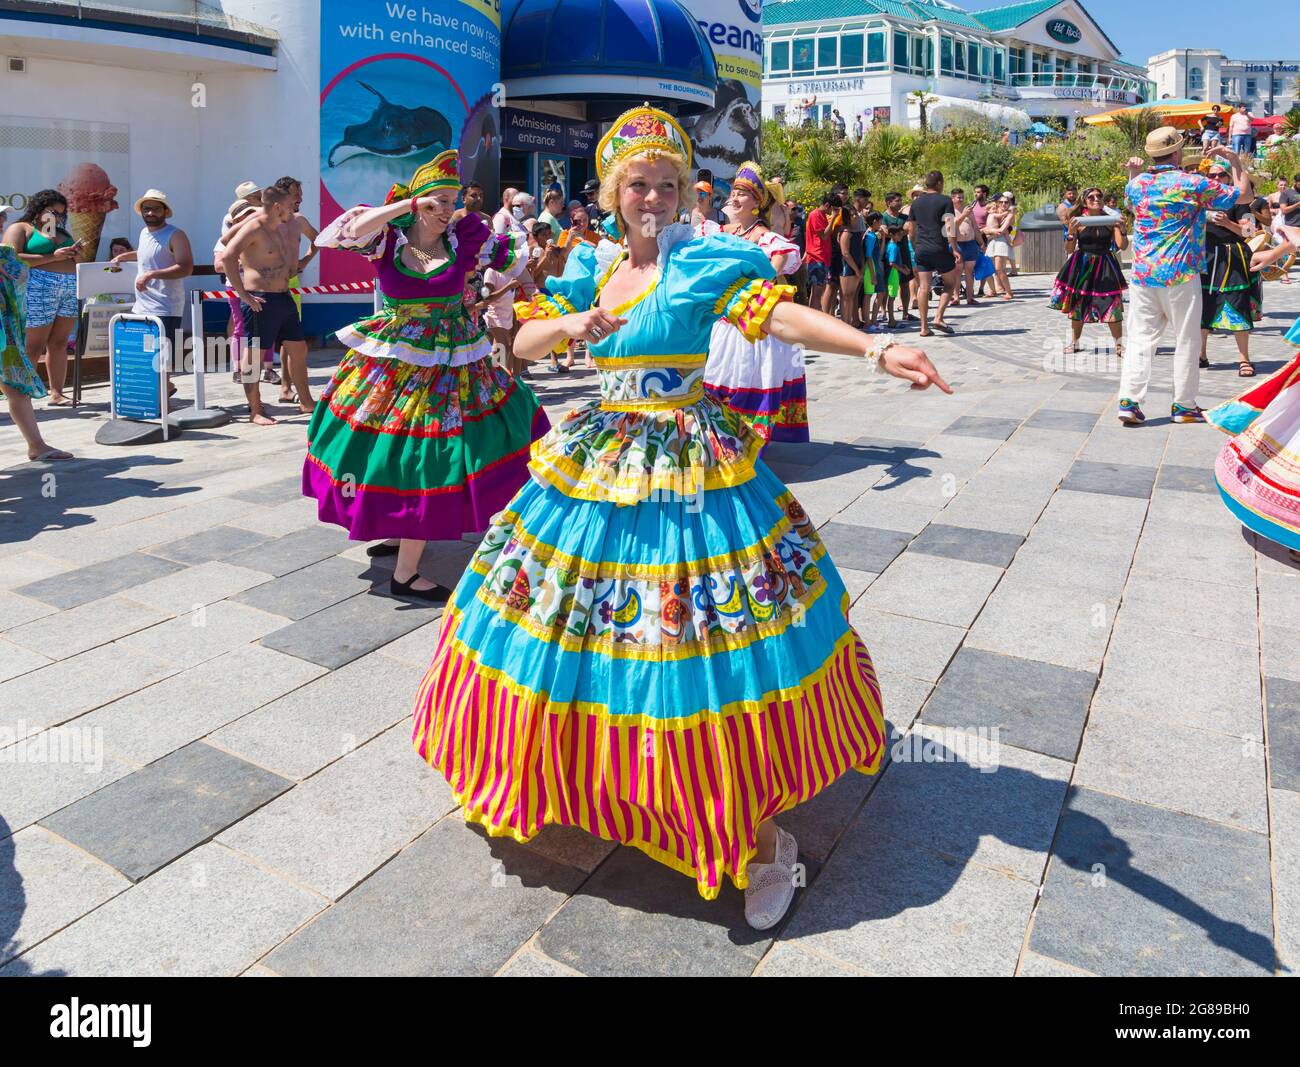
[112,189,193,387]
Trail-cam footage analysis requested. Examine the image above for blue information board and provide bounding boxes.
[111,316,163,421]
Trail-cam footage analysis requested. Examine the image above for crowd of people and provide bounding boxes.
[7,100,1300,935]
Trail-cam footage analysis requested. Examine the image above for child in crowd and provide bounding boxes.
[884,225,913,330]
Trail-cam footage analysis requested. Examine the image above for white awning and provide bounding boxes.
[916,94,1030,131]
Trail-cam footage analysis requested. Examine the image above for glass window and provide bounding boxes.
[941,36,953,74]
[1275,77,1285,93]
[994,49,1004,81]
[817,37,837,69]
[770,41,790,72]
[841,34,864,71]
[954,40,965,71]
[893,31,908,70]
[1245,78,1257,97]
[792,37,814,73]
[867,31,885,66]
[773,105,786,122]
[1009,47,1024,75]
[912,35,925,71]
[1221,77,1232,97]
[1188,67,1203,90]
[968,43,979,77]
[982,47,992,78]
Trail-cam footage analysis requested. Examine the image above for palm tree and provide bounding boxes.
[909,89,939,138]
[1109,108,1164,156]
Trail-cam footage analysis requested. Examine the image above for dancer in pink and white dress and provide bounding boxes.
[699,162,809,443]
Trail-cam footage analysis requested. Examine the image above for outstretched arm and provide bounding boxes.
[766,302,952,391]
[514,307,627,363]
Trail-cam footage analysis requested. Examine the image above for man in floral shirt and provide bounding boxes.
[1118,127,1248,425]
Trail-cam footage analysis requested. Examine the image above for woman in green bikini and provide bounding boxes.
[2,190,84,407]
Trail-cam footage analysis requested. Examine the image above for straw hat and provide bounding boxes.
[227,199,257,222]
[132,189,173,217]
[1145,126,1185,158]
[234,180,260,199]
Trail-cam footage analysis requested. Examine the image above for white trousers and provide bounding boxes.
[1120,279,1202,408]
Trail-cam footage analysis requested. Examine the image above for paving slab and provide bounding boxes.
[216,725,456,900]
[124,561,271,614]
[1092,617,1263,738]
[224,525,353,578]
[815,523,912,574]
[0,733,137,838]
[0,639,50,684]
[755,942,870,976]
[944,415,1022,440]
[14,552,185,610]
[0,642,178,742]
[0,843,323,977]
[3,596,171,661]
[208,653,426,780]
[865,722,1072,881]
[966,579,1117,673]
[925,648,1095,761]
[40,741,292,882]
[1273,788,1300,974]
[861,552,1003,628]
[1155,463,1219,494]
[1266,677,1300,794]
[1029,787,1274,977]
[537,845,769,978]
[265,819,585,977]
[1060,460,1158,500]
[0,590,57,629]
[259,591,441,670]
[145,524,274,565]
[115,600,289,669]
[80,645,326,766]
[1023,408,1101,433]
[1016,951,1095,977]
[1118,573,1258,645]
[0,826,131,965]
[908,523,1023,569]
[497,949,582,977]
[1076,704,1269,833]
[228,474,308,507]
[231,556,385,620]
[849,605,966,684]
[780,826,1038,977]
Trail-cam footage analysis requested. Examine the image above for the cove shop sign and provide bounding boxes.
[1046,18,1082,44]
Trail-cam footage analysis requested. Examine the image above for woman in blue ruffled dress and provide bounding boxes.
[411,106,950,930]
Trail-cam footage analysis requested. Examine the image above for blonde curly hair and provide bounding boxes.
[598,148,692,233]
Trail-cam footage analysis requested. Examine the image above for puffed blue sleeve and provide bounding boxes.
[514,241,599,322]
[665,233,795,341]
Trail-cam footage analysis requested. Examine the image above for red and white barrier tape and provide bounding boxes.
[194,281,375,300]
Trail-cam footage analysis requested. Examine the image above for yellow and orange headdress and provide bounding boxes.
[731,160,784,211]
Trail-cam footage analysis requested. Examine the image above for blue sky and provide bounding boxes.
[962,0,1296,66]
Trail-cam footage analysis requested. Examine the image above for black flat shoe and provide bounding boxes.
[366,541,400,558]
[390,574,450,602]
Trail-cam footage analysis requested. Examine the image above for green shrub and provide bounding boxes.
[952,142,1013,192]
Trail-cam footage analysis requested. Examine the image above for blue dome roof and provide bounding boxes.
[501,0,718,113]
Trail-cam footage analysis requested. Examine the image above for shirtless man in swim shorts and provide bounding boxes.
[222,184,313,424]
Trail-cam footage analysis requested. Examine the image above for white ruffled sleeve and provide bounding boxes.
[314,206,386,261]
[758,230,802,275]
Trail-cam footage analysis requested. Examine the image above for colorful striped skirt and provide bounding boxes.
[1208,324,1300,551]
[1048,249,1126,323]
[411,396,885,898]
[703,318,809,444]
[303,347,549,542]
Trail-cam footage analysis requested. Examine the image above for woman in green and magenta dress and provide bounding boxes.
[304,151,548,598]
[410,107,951,929]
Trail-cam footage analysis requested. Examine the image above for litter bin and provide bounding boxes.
[1014,205,1066,274]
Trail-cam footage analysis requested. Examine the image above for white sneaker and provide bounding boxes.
[744,825,798,931]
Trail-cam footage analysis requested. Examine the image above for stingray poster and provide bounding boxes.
[679,0,763,200]
[319,0,501,284]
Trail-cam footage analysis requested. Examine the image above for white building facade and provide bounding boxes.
[761,0,1153,132]
[1148,50,1298,117]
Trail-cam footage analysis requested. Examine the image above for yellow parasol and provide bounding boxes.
[1083,99,1217,129]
